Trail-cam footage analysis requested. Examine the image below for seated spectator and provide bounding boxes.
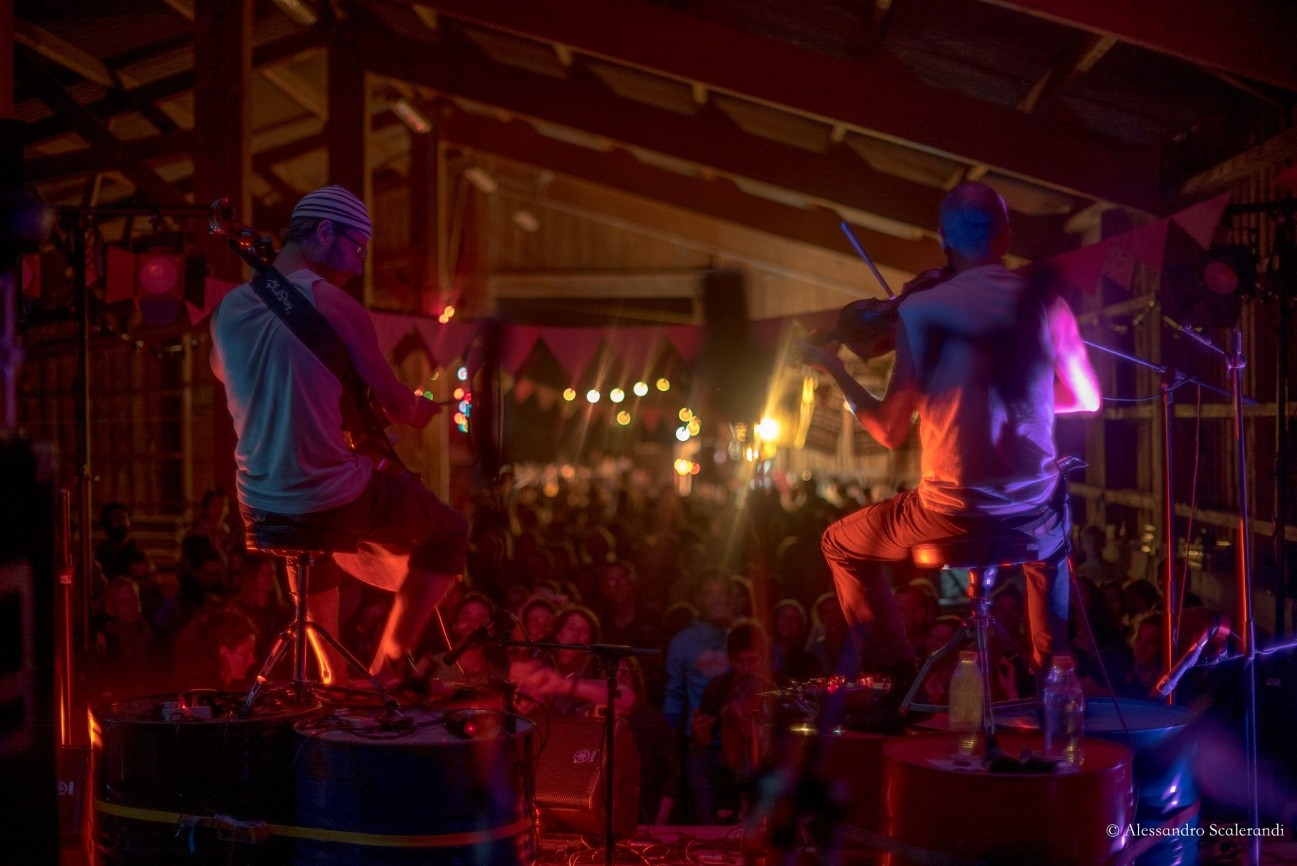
[1119,611,1164,698]
[616,656,680,826]
[416,591,506,689]
[591,559,656,650]
[517,596,558,644]
[806,591,850,677]
[548,605,601,676]
[768,599,822,682]
[895,579,940,658]
[231,553,290,659]
[183,489,235,566]
[691,620,776,823]
[172,605,261,692]
[88,576,163,699]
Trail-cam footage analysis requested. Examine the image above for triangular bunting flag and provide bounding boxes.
[186,300,206,326]
[1171,192,1232,249]
[371,312,415,358]
[662,326,705,363]
[542,328,605,382]
[501,326,543,376]
[416,319,475,368]
[1034,240,1111,294]
[1125,219,1170,273]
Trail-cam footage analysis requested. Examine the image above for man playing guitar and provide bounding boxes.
[210,184,467,684]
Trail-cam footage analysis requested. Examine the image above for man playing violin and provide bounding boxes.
[211,185,467,684]
[796,181,1100,688]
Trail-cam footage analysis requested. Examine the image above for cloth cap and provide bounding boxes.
[291,185,372,239]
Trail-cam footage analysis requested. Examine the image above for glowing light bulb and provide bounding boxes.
[633,382,649,397]
[610,388,625,403]
[586,389,601,403]
[616,411,631,426]
[656,378,671,392]
[563,388,577,402]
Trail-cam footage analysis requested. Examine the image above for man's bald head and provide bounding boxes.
[939,182,1011,263]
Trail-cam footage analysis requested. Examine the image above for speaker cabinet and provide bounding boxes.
[534,715,640,838]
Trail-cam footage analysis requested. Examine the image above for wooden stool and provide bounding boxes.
[241,520,397,714]
[899,534,1043,740]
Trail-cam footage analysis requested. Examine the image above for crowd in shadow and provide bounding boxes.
[83,473,1296,830]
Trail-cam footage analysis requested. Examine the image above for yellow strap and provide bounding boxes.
[93,798,534,849]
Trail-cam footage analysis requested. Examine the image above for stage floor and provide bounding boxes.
[60,824,1297,866]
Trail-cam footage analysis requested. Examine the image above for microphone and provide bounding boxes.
[1154,618,1230,697]
[1162,316,1221,355]
[443,612,505,666]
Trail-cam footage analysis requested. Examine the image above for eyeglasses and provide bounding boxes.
[336,228,368,260]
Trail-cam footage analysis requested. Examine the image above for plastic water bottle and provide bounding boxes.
[1042,654,1085,767]
[947,650,983,758]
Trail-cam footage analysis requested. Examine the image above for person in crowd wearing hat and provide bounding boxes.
[210,185,468,684]
[796,181,1101,691]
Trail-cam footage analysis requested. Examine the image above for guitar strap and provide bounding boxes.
[246,265,368,402]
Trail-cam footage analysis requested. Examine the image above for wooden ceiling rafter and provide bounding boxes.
[359,22,1072,260]
[977,0,1297,93]
[440,109,944,278]
[17,43,188,208]
[393,0,1167,213]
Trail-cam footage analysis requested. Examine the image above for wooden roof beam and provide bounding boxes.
[17,45,187,207]
[401,0,1166,213]
[979,0,1297,93]
[362,34,1071,258]
[441,110,945,277]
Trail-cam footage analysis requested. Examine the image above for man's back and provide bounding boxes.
[210,268,370,514]
[899,264,1057,517]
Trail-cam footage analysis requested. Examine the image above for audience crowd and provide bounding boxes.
[83,471,1285,827]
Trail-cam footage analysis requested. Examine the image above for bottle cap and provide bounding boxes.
[959,650,978,662]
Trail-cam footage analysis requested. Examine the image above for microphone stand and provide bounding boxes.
[1154,323,1261,866]
[1081,337,1235,702]
[498,636,658,866]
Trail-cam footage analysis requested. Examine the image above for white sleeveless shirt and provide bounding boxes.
[210,268,372,513]
[898,264,1057,516]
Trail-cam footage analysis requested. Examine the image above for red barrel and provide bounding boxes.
[881,732,1132,866]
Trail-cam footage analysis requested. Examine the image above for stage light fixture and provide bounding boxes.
[464,167,498,194]
[389,96,433,135]
[137,251,182,295]
[1202,244,1256,297]
[270,0,318,26]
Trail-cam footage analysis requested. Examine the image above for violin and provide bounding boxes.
[811,264,955,359]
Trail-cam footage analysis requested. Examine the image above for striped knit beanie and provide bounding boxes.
[291,185,372,240]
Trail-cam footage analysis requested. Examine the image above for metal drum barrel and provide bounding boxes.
[996,697,1200,866]
[88,690,321,865]
[292,707,536,866]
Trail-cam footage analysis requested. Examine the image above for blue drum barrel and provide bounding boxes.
[292,707,536,866]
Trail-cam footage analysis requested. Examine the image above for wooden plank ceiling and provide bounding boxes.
[9,0,1296,315]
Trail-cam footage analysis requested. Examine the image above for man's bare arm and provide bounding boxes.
[1048,295,1102,415]
[796,330,917,449]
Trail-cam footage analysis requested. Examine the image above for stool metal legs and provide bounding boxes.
[900,565,1020,746]
[241,552,399,715]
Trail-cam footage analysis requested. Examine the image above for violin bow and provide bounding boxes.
[839,220,897,299]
